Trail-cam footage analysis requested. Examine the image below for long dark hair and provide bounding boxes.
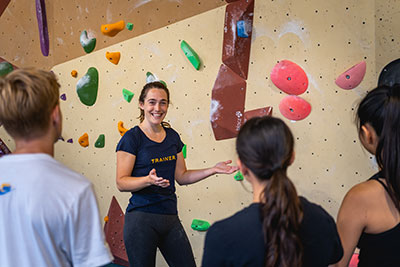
[357,84,400,211]
[236,116,303,267]
[138,81,170,128]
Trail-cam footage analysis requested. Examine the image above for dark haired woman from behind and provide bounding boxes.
[335,85,400,267]
[116,82,238,267]
[202,116,343,267]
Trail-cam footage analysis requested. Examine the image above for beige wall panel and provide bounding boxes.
[0,0,225,70]
[1,1,380,266]
[375,0,400,74]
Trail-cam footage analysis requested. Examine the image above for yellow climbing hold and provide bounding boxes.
[106,52,121,65]
[78,133,89,147]
[101,20,125,37]
[118,121,128,136]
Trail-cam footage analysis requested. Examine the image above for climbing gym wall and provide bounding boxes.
[2,0,398,266]
[0,0,225,70]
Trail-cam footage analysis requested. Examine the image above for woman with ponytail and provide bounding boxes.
[202,116,343,267]
[335,85,400,267]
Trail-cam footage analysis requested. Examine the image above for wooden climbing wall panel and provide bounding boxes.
[0,0,225,70]
[3,1,400,266]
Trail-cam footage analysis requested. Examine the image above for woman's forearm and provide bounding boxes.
[176,167,216,185]
[117,175,151,192]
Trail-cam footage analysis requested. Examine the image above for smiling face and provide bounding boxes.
[139,88,169,126]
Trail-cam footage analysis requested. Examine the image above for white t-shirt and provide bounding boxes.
[0,153,113,267]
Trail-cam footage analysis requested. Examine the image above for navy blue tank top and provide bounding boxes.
[357,172,400,267]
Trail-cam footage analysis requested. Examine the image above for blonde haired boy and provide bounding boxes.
[0,68,112,266]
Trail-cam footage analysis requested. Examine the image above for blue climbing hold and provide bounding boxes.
[237,20,250,38]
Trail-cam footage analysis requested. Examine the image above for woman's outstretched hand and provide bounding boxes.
[213,160,239,174]
[148,168,170,188]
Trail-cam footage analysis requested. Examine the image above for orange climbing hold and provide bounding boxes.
[104,216,109,222]
[101,20,125,37]
[78,133,89,147]
[118,121,128,136]
[71,70,78,77]
[106,52,121,65]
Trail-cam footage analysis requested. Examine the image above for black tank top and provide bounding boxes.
[357,172,400,267]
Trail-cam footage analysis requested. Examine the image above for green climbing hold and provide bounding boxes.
[126,23,133,31]
[0,62,13,77]
[146,72,167,87]
[182,144,187,159]
[180,40,201,70]
[76,67,99,106]
[234,171,244,181]
[159,80,167,87]
[80,30,96,54]
[95,134,105,148]
[191,219,210,231]
[123,88,134,103]
[146,71,156,83]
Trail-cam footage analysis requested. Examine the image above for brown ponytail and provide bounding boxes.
[236,116,303,267]
[262,169,303,267]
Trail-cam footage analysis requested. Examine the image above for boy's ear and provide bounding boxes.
[51,105,60,124]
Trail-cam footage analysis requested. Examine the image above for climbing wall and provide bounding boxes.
[43,1,378,265]
[0,0,225,70]
[375,0,400,75]
[2,0,396,266]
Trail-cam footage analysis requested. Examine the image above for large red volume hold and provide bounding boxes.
[211,64,247,140]
[222,0,254,79]
[0,0,11,17]
[244,107,273,123]
[104,196,129,266]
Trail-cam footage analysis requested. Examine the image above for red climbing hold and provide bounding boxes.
[335,61,366,90]
[211,64,246,141]
[279,95,311,121]
[104,196,129,266]
[222,0,254,79]
[270,60,308,95]
[244,107,273,123]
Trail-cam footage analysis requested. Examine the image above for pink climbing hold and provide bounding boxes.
[270,60,308,95]
[279,95,311,121]
[335,61,366,90]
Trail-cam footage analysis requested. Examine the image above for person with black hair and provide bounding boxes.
[335,85,400,267]
[202,116,343,267]
[116,81,238,267]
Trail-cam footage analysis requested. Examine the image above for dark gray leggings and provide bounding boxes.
[123,210,196,267]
